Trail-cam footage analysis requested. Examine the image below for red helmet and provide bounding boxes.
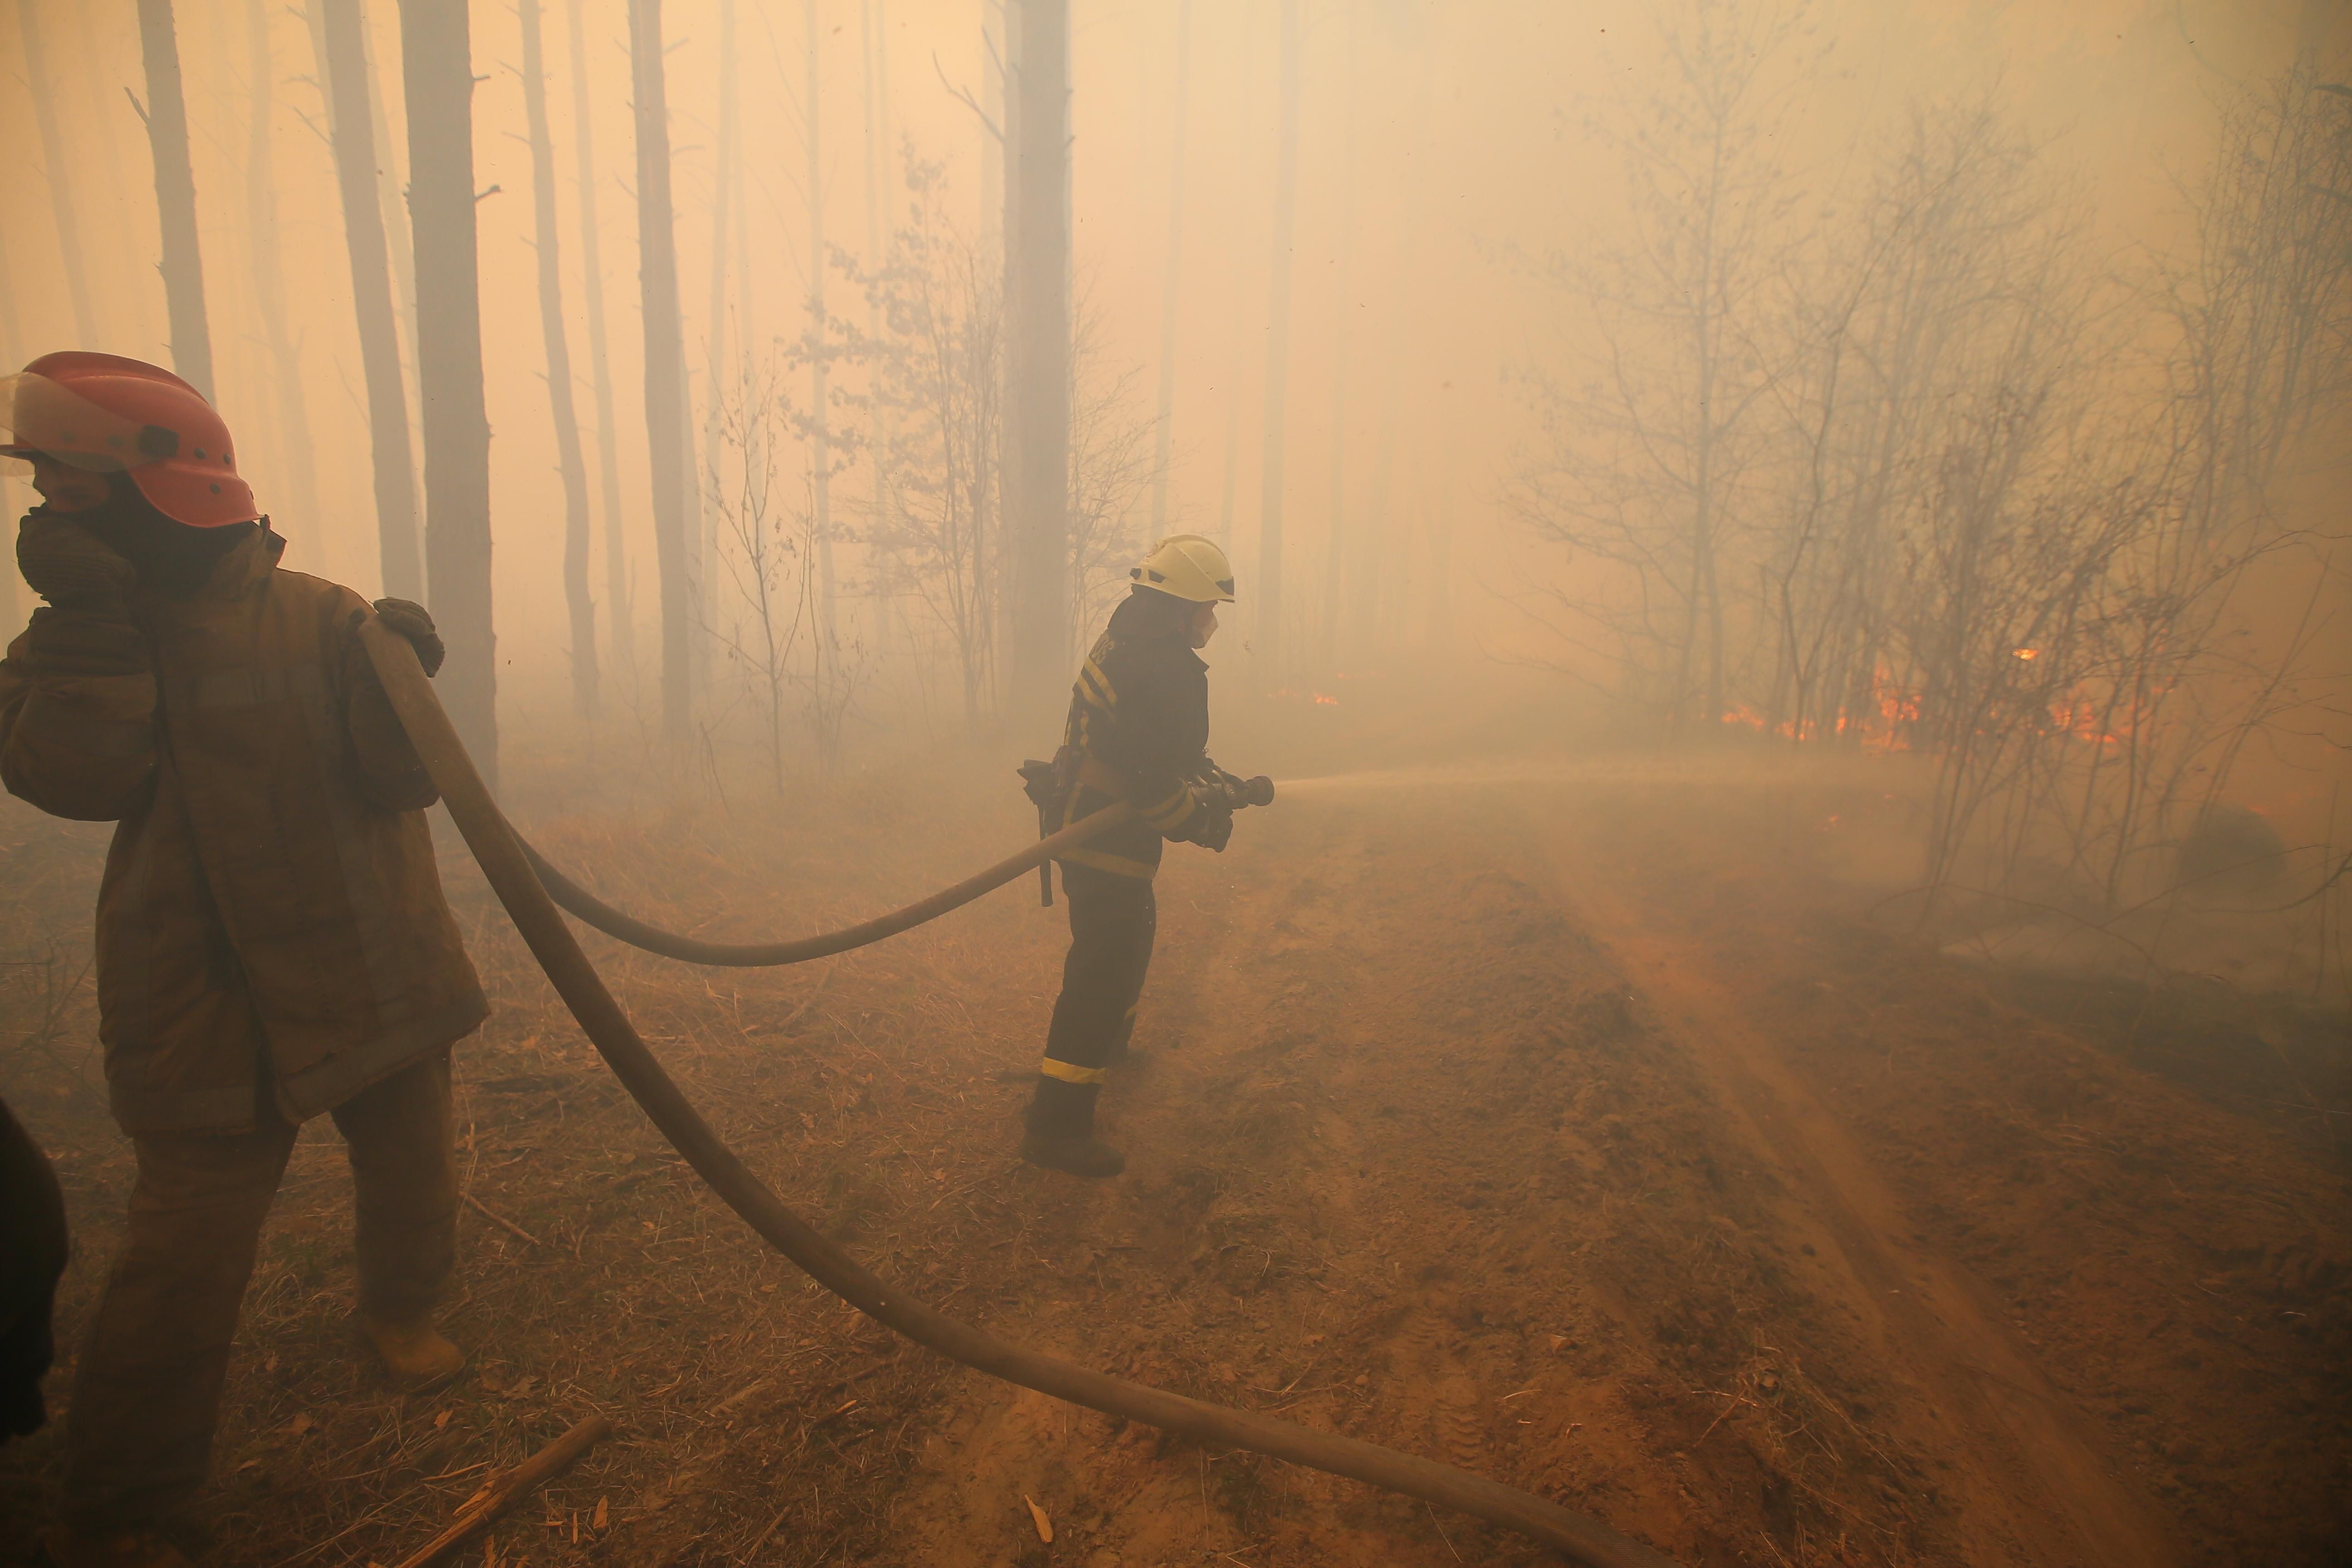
[0,351,261,528]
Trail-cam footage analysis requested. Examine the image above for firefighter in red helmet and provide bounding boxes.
[0,353,484,1568]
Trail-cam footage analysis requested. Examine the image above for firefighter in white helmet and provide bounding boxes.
[1020,535,1270,1177]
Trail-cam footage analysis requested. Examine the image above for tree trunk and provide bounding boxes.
[0,239,21,627]
[1148,0,1192,540]
[628,0,693,740]
[520,0,596,718]
[397,0,497,783]
[701,0,737,636]
[245,0,321,536]
[992,0,1019,688]
[17,3,98,344]
[1255,0,1300,680]
[136,0,214,400]
[315,0,422,600]
[1425,505,1452,659]
[805,0,838,691]
[359,0,422,430]
[1352,353,1399,661]
[565,0,631,679]
[1004,0,1070,724]
[863,0,893,609]
[1318,4,1358,675]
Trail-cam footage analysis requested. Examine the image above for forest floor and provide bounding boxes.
[1,686,2347,1568]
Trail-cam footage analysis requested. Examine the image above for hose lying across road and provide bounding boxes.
[358,620,1678,1568]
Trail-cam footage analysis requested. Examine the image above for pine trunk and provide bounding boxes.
[136,0,215,400]
[1318,6,1358,675]
[397,0,498,783]
[316,0,423,599]
[1148,0,1192,539]
[806,0,838,682]
[245,0,321,533]
[17,4,98,343]
[520,0,597,717]
[1255,0,1300,679]
[359,0,421,427]
[566,0,631,677]
[701,0,736,630]
[1004,0,1070,723]
[628,0,693,740]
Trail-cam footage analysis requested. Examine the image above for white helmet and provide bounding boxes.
[1130,534,1235,603]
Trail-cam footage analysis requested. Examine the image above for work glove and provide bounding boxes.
[371,598,445,677]
[1182,798,1235,853]
[1197,764,1275,811]
[17,517,135,609]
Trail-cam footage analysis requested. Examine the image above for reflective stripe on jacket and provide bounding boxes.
[1056,589,1209,881]
[0,529,487,1134]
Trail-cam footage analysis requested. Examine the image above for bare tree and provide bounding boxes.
[519,0,596,716]
[313,0,422,599]
[851,158,1003,726]
[1147,0,1193,539]
[17,1,97,344]
[135,0,215,399]
[1317,1,1359,676]
[565,0,630,679]
[398,0,497,781]
[705,357,803,789]
[1255,0,1301,678]
[1509,0,1807,736]
[1068,299,1164,648]
[699,0,739,672]
[803,0,842,715]
[1002,0,1070,723]
[244,0,321,532]
[628,0,693,740]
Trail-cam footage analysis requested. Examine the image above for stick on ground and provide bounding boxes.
[384,1413,614,1568]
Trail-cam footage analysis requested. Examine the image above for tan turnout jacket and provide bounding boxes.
[0,529,485,1133]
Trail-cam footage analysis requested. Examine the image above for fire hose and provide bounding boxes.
[513,797,1139,966]
[358,620,1678,1568]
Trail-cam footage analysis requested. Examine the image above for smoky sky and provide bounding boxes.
[0,0,2336,699]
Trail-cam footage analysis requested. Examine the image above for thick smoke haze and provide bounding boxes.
[0,0,2342,835]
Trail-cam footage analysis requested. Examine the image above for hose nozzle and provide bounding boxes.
[1205,767,1276,810]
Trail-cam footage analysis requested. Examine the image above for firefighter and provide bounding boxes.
[1022,534,1259,1178]
[0,353,487,1568]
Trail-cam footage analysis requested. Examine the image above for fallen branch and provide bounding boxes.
[384,1413,614,1568]
[461,1191,543,1249]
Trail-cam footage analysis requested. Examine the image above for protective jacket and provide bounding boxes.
[0,527,486,1134]
[1056,589,1210,881]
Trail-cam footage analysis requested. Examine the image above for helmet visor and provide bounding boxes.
[0,372,180,475]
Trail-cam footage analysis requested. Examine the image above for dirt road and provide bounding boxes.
[3,757,2343,1566]
[881,770,2348,1567]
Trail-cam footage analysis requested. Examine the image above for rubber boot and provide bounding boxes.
[44,1529,192,1568]
[1020,1078,1125,1178]
[355,1310,465,1391]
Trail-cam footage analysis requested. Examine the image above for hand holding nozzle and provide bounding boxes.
[1205,767,1276,811]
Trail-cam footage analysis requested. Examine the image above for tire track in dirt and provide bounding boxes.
[1536,790,2176,1568]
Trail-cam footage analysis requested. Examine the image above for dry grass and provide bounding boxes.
[0,742,1115,1567]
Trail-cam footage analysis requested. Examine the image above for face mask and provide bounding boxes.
[76,474,257,598]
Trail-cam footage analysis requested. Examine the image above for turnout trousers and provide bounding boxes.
[1029,863,1157,1138]
[61,1049,457,1529]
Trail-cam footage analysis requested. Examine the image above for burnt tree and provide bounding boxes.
[397,0,498,781]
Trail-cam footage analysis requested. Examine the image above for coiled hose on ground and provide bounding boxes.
[358,620,1678,1568]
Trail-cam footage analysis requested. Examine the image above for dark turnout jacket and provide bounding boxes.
[0,528,486,1134]
[1057,588,1211,880]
